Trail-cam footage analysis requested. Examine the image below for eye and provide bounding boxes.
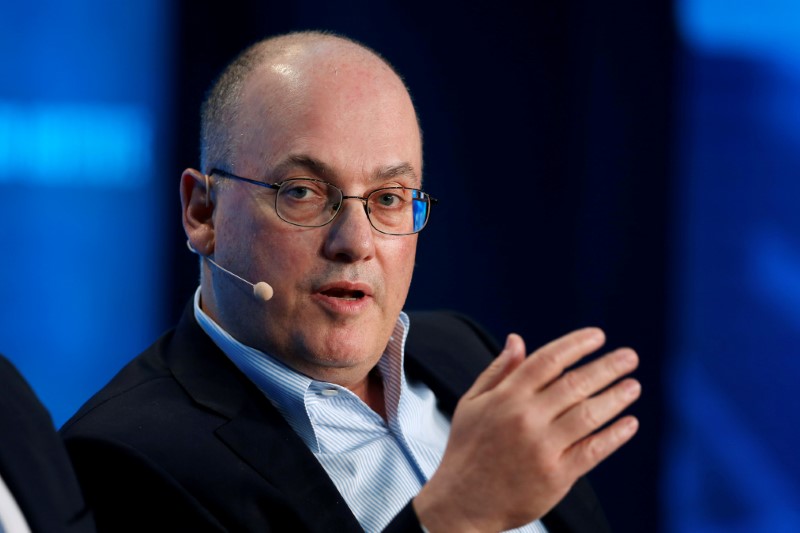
[374,190,404,208]
[285,184,311,199]
[280,179,326,201]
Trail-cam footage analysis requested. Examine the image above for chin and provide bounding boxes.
[305,328,384,369]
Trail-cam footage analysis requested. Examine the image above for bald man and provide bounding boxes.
[62,32,640,532]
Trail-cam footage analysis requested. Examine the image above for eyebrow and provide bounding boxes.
[267,154,333,181]
[268,154,419,184]
[375,162,418,182]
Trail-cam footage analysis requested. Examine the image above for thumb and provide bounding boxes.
[465,333,526,399]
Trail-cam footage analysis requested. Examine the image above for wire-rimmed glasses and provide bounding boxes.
[209,168,437,235]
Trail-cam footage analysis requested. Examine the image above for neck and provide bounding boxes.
[349,368,386,420]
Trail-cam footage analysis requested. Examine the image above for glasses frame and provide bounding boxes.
[207,168,437,236]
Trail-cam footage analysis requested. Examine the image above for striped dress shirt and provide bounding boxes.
[194,289,547,532]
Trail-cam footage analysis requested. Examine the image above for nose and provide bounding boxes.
[322,197,375,262]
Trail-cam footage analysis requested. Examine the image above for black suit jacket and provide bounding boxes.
[0,355,94,533]
[61,306,610,532]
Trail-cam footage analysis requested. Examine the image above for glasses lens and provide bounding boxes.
[276,179,339,226]
[411,190,431,233]
[367,188,430,235]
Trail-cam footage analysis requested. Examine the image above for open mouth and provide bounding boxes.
[320,288,366,301]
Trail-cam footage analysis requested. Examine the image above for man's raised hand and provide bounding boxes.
[414,328,640,532]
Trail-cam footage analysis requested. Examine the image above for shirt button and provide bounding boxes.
[320,388,339,397]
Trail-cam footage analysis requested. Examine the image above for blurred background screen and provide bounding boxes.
[668,0,800,530]
[0,0,171,426]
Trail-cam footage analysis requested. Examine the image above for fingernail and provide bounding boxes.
[586,327,605,345]
[618,349,638,367]
[504,334,513,351]
[622,417,639,436]
[624,380,642,400]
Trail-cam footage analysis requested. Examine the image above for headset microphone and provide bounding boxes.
[186,240,274,302]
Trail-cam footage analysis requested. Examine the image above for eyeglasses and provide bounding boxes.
[208,168,437,236]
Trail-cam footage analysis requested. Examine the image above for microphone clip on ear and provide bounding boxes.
[186,239,274,302]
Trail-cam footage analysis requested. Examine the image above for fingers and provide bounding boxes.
[554,376,641,445]
[542,347,639,414]
[529,345,640,463]
[423,329,641,532]
[500,330,641,473]
[465,334,526,399]
[563,415,640,476]
[505,327,606,391]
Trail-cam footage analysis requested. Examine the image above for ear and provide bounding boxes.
[181,168,215,256]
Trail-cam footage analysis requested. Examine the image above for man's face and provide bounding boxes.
[207,50,422,386]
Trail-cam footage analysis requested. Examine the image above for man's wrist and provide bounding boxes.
[412,488,486,533]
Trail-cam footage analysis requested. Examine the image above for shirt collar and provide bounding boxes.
[192,287,411,451]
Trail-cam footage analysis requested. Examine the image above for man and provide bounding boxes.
[0,355,94,533]
[62,31,640,532]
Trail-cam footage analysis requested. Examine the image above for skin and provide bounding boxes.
[181,35,641,531]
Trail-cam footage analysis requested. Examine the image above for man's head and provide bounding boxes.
[181,32,424,388]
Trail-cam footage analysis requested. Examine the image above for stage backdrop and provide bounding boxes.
[0,1,173,426]
[666,0,800,530]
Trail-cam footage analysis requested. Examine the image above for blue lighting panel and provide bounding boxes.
[0,103,152,186]
[678,0,800,59]
[0,1,170,426]
[669,1,800,531]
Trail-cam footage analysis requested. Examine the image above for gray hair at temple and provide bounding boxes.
[198,30,416,176]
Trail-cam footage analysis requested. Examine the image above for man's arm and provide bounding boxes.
[413,328,640,532]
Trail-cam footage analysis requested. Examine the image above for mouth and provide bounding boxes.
[314,281,373,308]
[320,287,366,301]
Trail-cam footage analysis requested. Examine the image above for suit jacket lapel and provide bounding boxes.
[165,305,363,532]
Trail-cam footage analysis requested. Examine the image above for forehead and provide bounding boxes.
[232,45,422,183]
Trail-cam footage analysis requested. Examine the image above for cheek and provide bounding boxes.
[383,237,417,298]
[214,193,269,253]
[255,228,319,288]
[256,238,309,318]
[215,193,311,270]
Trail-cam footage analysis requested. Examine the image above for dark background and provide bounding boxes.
[165,2,675,531]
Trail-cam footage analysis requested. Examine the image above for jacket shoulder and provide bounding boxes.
[404,310,501,413]
[406,310,501,355]
[60,329,178,436]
